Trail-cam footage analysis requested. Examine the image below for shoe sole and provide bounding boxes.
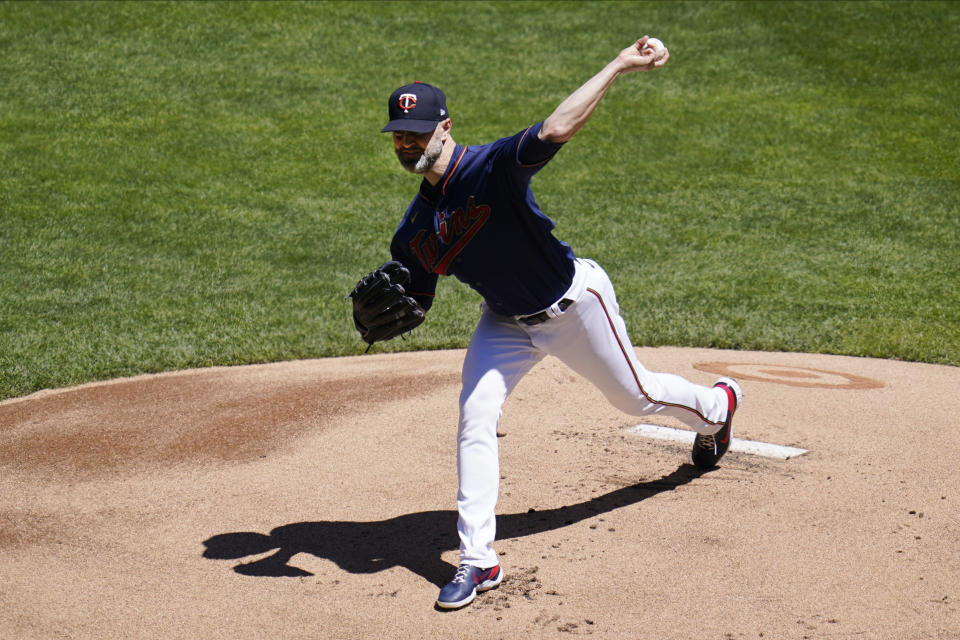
[436,571,504,609]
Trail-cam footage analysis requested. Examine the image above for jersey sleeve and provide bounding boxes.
[390,233,438,312]
[516,121,564,167]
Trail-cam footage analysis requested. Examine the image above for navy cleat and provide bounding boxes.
[436,563,503,609]
[692,377,742,469]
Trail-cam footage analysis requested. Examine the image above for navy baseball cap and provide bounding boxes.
[381,81,449,133]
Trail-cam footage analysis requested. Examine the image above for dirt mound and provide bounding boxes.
[1,348,957,638]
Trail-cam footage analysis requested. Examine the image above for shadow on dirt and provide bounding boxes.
[202,463,710,588]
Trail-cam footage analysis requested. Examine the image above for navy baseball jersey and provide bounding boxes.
[390,122,576,317]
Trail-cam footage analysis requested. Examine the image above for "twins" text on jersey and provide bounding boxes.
[409,196,491,275]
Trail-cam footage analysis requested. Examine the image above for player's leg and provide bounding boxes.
[530,259,728,434]
[456,305,544,568]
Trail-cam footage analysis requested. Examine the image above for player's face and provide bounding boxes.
[393,128,442,174]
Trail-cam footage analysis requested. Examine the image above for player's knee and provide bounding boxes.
[460,370,507,408]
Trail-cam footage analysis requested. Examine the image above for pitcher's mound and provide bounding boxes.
[1,347,957,639]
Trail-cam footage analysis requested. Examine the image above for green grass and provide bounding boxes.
[2,1,958,400]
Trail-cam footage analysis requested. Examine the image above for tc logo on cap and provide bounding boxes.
[398,93,417,113]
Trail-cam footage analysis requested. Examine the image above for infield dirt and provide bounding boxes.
[1,347,958,639]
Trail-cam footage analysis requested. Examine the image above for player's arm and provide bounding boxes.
[390,237,438,311]
[538,36,668,144]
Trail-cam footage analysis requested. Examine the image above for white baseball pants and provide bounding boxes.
[456,258,730,568]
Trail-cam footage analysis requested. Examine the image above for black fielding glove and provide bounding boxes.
[349,261,426,346]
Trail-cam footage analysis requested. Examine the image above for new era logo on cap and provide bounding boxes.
[381,81,449,133]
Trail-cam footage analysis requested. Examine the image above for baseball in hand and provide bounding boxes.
[643,37,666,59]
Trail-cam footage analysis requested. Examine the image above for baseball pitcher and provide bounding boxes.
[349,36,742,609]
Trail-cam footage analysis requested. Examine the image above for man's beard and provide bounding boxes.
[398,136,443,174]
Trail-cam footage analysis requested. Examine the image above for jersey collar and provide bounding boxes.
[418,144,466,204]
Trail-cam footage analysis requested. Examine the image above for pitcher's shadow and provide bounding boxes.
[202,463,710,587]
